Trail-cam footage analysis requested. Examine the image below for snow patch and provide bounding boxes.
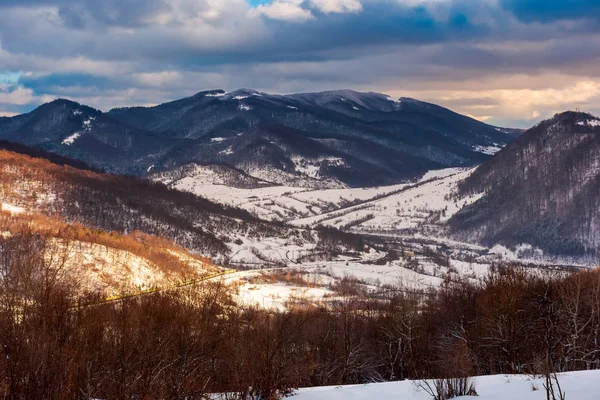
[211,137,226,142]
[233,279,333,311]
[1,203,26,215]
[62,116,95,145]
[61,132,81,145]
[577,118,600,127]
[420,167,467,181]
[238,104,252,111]
[473,144,502,155]
[219,146,234,155]
[293,156,345,178]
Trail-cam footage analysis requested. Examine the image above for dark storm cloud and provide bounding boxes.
[18,73,112,92]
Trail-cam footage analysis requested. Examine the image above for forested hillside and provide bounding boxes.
[450,112,600,258]
[0,90,515,187]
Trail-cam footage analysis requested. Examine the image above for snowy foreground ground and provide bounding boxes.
[293,371,600,399]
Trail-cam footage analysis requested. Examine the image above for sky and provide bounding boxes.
[1,0,600,128]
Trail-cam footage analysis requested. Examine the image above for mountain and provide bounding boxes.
[0,89,516,188]
[0,99,176,175]
[109,89,515,187]
[449,111,600,258]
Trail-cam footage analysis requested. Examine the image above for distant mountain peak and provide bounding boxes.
[547,111,598,124]
[528,111,600,136]
[47,98,81,106]
[38,98,99,115]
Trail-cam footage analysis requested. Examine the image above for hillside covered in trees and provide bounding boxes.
[450,112,600,258]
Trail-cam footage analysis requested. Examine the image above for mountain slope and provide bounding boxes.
[108,89,514,187]
[0,99,177,175]
[0,147,330,266]
[0,209,220,296]
[0,89,516,188]
[449,111,600,257]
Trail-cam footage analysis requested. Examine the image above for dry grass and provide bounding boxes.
[0,150,222,280]
[0,210,219,281]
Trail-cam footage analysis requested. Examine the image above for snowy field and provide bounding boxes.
[290,168,481,231]
[153,165,578,304]
[293,370,600,400]
[158,167,471,223]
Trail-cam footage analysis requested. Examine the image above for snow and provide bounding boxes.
[291,169,482,231]
[287,105,298,110]
[1,202,25,215]
[62,132,81,145]
[234,280,333,311]
[205,92,225,97]
[246,165,346,189]
[82,117,94,128]
[150,164,568,293]
[352,106,359,110]
[299,259,444,289]
[62,117,95,145]
[293,156,345,179]
[295,162,320,178]
[419,167,468,181]
[154,167,477,228]
[577,119,600,127]
[473,144,503,155]
[293,370,600,400]
[238,104,252,111]
[211,137,226,142]
[219,146,234,155]
[72,109,82,115]
[146,164,155,173]
[164,179,307,221]
[233,95,249,100]
[47,238,216,296]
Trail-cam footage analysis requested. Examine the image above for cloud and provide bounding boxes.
[310,0,362,14]
[249,0,314,21]
[0,85,35,105]
[249,0,363,21]
[0,0,599,127]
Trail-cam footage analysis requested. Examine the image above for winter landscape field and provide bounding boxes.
[2,0,600,399]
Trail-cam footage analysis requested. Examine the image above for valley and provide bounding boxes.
[1,101,599,400]
[2,108,596,310]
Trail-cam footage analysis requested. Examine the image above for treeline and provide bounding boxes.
[2,231,600,399]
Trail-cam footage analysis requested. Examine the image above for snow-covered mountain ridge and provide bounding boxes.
[0,88,517,187]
